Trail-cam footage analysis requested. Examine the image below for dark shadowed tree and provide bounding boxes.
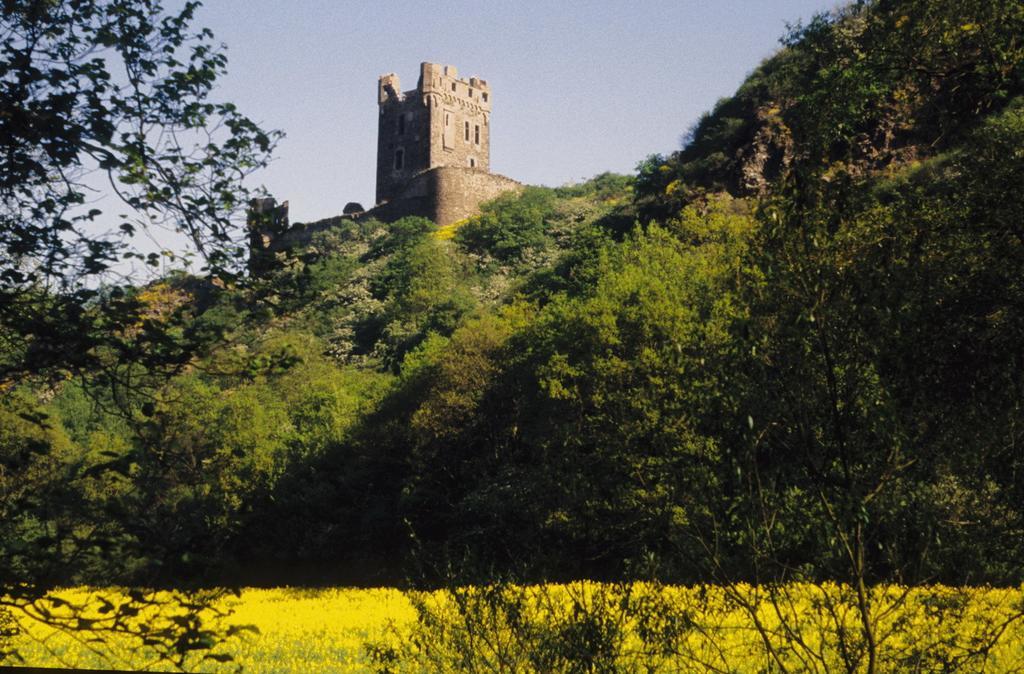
[1,0,277,666]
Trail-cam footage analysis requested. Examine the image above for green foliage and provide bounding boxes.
[370,216,437,259]
[725,96,1024,584]
[553,172,633,202]
[511,203,754,572]
[636,0,1024,221]
[367,218,477,368]
[0,0,280,386]
[455,187,556,263]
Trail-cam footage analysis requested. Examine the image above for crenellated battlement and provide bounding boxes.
[416,63,491,113]
[377,64,491,112]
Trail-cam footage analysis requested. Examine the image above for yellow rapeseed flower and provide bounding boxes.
[9,583,1024,673]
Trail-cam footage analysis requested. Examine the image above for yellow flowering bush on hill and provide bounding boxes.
[433,218,470,241]
[7,583,1024,673]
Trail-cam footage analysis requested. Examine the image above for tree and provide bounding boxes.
[368,217,476,369]
[1,0,280,385]
[455,187,554,264]
[1,0,277,666]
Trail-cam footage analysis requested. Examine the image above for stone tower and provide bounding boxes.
[376,62,491,205]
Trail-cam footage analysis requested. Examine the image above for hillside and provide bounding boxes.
[3,0,1024,596]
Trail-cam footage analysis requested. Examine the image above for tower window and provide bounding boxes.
[482,92,488,102]
[394,148,404,170]
[398,114,406,135]
[443,109,455,149]
[451,82,457,92]
[465,121,470,141]
[469,157,476,168]
[474,125,480,145]
[469,88,473,98]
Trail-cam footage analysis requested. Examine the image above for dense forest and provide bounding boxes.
[3,0,1023,617]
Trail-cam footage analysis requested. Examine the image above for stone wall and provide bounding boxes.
[376,74,431,204]
[429,167,520,225]
[370,166,520,225]
[250,167,522,264]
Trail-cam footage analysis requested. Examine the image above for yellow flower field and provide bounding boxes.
[6,583,1024,673]
[6,587,415,673]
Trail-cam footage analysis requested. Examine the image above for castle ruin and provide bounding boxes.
[247,62,521,270]
[377,63,491,202]
[370,62,520,226]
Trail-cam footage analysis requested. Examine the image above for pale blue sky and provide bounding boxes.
[196,0,840,223]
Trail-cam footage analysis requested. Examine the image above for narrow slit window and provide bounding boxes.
[465,121,470,141]
[451,82,457,92]
[445,112,450,126]
[394,148,404,170]
[474,125,480,145]
[469,158,476,168]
